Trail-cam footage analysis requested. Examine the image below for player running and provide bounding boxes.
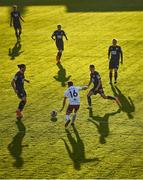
[87,65,120,109]
[11,64,30,119]
[51,25,68,64]
[108,39,123,84]
[10,5,24,41]
[60,81,87,127]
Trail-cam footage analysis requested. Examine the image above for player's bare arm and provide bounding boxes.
[64,34,68,40]
[20,16,24,22]
[63,31,68,40]
[60,97,67,112]
[108,48,110,60]
[87,79,92,88]
[120,50,123,64]
[24,79,30,83]
[81,86,88,90]
[51,33,55,40]
[10,16,13,27]
[11,79,18,94]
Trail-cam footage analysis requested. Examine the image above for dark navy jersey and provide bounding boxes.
[13,71,25,91]
[108,45,122,60]
[11,11,21,22]
[53,30,66,41]
[90,71,101,88]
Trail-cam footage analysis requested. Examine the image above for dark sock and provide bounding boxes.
[58,52,62,60]
[109,72,112,82]
[15,31,19,39]
[87,96,92,106]
[107,96,115,100]
[56,53,59,61]
[18,100,26,111]
[56,52,60,61]
[19,30,22,38]
[115,71,118,82]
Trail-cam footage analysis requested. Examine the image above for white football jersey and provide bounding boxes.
[64,86,82,105]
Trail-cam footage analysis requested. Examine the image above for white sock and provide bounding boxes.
[66,115,70,121]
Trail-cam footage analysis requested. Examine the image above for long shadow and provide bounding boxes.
[8,41,24,60]
[1,0,143,13]
[8,119,26,168]
[62,126,99,170]
[88,109,120,144]
[111,85,135,119]
[53,63,71,87]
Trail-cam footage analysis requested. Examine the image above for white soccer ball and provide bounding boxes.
[51,110,57,118]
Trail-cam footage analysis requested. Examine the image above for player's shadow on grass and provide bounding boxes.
[8,41,24,60]
[111,85,135,119]
[50,117,58,122]
[62,126,99,170]
[53,63,71,87]
[88,109,120,144]
[8,119,26,168]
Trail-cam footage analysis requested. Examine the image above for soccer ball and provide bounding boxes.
[51,110,57,118]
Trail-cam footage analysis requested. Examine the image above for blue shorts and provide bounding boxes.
[109,59,119,69]
[13,21,21,29]
[17,90,26,99]
[56,40,64,51]
[90,86,104,95]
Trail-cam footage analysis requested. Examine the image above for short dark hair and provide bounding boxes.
[57,24,61,28]
[89,64,95,68]
[112,38,117,42]
[68,81,73,87]
[13,5,17,8]
[17,64,26,69]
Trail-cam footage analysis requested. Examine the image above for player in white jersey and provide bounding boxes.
[60,81,87,127]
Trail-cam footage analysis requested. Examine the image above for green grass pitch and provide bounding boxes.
[0,0,143,178]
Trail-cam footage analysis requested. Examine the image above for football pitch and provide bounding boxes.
[0,0,143,179]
